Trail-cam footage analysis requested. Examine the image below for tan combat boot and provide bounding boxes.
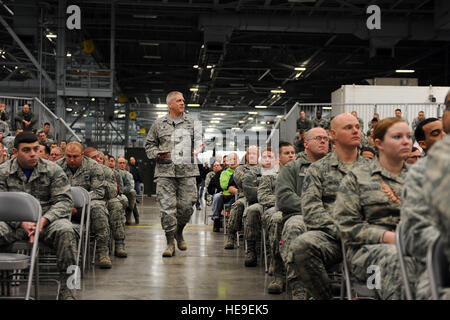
[114,241,128,258]
[175,224,187,251]
[224,234,235,249]
[96,249,112,269]
[162,232,176,257]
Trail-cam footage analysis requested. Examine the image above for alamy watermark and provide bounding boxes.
[366,265,381,290]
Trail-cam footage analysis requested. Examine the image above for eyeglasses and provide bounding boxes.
[308,136,329,142]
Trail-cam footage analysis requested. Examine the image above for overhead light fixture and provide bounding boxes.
[395,69,415,73]
[118,114,126,119]
[294,67,306,71]
[276,115,284,118]
[323,107,333,110]
[231,127,240,130]
[144,55,161,59]
[156,104,168,108]
[211,118,222,120]
[114,110,119,114]
[133,14,157,19]
[238,120,245,123]
[206,65,213,69]
[91,98,95,101]
[193,65,199,69]
[213,113,226,116]
[46,33,57,39]
[66,52,72,57]
[248,117,254,120]
[187,104,200,107]
[210,120,220,124]
[83,114,88,118]
[271,89,286,94]
[65,108,73,112]
[260,121,266,124]
[248,111,258,115]
[255,105,267,109]
[139,42,160,46]
[189,88,199,92]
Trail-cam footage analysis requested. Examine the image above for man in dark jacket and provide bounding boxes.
[129,157,143,202]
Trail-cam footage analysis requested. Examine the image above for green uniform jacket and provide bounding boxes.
[220,167,234,196]
[257,172,278,211]
[333,157,407,249]
[275,152,311,218]
[0,158,73,227]
[301,151,368,239]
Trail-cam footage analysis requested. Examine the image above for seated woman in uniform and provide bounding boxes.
[333,117,417,300]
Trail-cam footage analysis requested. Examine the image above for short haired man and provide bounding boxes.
[38,144,50,160]
[56,142,113,268]
[42,122,54,140]
[296,110,312,132]
[50,146,63,162]
[276,127,330,298]
[395,108,409,124]
[288,114,368,299]
[360,146,376,159]
[14,104,37,132]
[412,111,426,133]
[117,156,140,225]
[415,117,445,155]
[406,147,421,165]
[0,132,78,299]
[145,91,203,257]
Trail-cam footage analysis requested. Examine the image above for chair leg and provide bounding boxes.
[262,228,268,273]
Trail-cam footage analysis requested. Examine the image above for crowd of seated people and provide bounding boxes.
[0,103,143,299]
[1,97,450,301]
[200,93,450,300]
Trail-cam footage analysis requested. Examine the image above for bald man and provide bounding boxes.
[287,113,369,299]
[56,142,113,268]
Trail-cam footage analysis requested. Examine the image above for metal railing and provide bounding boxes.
[267,102,445,145]
[0,95,81,143]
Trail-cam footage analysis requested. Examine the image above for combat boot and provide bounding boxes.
[162,232,176,257]
[290,280,307,300]
[175,224,187,251]
[96,249,112,269]
[125,209,132,225]
[114,241,128,258]
[58,287,76,300]
[133,205,140,224]
[244,240,257,267]
[268,276,285,294]
[224,234,235,249]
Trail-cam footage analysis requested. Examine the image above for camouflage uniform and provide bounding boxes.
[312,116,330,130]
[226,164,259,242]
[204,171,215,206]
[422,136,450,299]
[145,113,201,234]
[289,152,368,299]
[401,157,439,299]
[296,118,312,132]
[57,157,110,254]
[0,158,77,274]
[242,165,263,243]
[0,120,9,137]
[333,158,416,300]
[102,165,126,244]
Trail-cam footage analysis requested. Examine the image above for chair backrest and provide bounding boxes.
[428,235,450,300]
[70,186,89,208]
[0,192,41,222]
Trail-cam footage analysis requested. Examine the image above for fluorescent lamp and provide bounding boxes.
[238,120,245,123]
[46,34,57,39]
[260,121,266,124]
[248,111,258,115]
[323,107,333,110]
[189,88,199,92]
[193,65,199,69]
[248,117,254,120]
[294,67,306,71]
[156,104,168,108]
[206,65,213,69]
[187,104,200,107]
[114,110,119,114]
[91,98,95,101]
[211,118,222,120]
[231,127,240,130]
[210,120,220,124]
[213,113,226,116]
[65,108,73,112]
[396,69,415,73]
[271,89,286,94]
[276,115,284,118]
[140,42,159,46]
[255,105,267,109]
[66,53,72,57]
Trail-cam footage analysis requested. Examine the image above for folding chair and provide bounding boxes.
[427,235,450,300]
[0,192,41,300]
[139,183,144,213]
[70,186,91,277]
[340,238,377,300]
[395,221,413,300]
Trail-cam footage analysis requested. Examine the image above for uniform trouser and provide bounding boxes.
[211,193,224,220]
[289,230,341,299]
[118,194,128,210]
[107,197,126,242]
[0,220,77,273]
[124,190,136,211]
[90,200,111,251]
[226,197,247,235]
[156,177,197,233]
[244,203,263,242]
[349,243,417,300]
[281,215,307,281]
[263,208,283,277]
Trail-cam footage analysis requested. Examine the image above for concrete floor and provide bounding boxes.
[72,196,288,300]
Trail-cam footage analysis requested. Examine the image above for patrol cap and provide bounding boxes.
[14,131,38,149]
